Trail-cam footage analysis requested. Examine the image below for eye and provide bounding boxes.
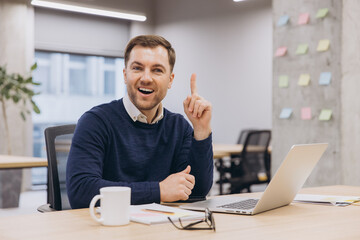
[132,66,142,71]
[153,68,164,73]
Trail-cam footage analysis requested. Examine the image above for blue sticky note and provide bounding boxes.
[319,72,332,85]
[279,108,293,119]
[277,15,290,27]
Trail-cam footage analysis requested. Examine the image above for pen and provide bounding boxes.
[142,209,175,215]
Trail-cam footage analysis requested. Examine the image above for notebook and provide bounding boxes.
[181,143,328,215]
[130,203,203,225]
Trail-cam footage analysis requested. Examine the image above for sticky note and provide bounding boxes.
[316,8,329,18]
[279,108,293,119]
[298,13,310,25]
[275,46,287,57]
[301,107,312,120]
[278,75,289,88]
[298,74,311,86]
[319,109,332,121]
[317,39,330,52]
[296,44,309,55]
[277,15,290,26]
[319,72,332,85]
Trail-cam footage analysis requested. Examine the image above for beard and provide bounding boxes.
[126,85,166,112]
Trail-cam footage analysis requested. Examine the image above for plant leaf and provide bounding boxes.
[32,101,41,114]
[20,111,26,121]
[31,62,37,71]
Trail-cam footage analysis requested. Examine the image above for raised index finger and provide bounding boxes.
[190,73,198,95]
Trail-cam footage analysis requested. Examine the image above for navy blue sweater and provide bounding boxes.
[66,99,213,209]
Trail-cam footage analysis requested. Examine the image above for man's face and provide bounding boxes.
[123,45,174,116]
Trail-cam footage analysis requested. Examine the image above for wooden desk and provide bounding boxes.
[0,185,359,240]
[0,155,47,169]
[213,144,272,158]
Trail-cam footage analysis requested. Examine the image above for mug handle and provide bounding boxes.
[89,195,103,223]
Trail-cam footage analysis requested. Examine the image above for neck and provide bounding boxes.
[141,105,159,123]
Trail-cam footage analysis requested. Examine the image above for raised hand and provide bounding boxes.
[159,165,195,202]
[183,73,212,140]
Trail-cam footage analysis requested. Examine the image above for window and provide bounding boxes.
[32,51,125,187]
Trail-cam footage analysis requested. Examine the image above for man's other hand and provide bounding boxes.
[159,165,195,202]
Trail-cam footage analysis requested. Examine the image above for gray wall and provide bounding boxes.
[273,0,360,187]
[341,0,360,185]
[154,0,273,144]
[35,8,130,57]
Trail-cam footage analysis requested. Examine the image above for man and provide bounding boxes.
[66,35,213,209]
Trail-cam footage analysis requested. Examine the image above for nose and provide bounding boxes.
[140,69,152,83]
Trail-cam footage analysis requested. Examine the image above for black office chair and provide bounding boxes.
[37,124,76,212]
[215,128,257,194]
[228,130,271,193]
[236,129,258,145]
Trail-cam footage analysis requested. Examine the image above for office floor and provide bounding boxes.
[0,190,46,217]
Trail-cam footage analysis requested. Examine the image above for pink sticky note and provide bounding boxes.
[275,46,287,57]
[301,107,312,120]
[298,13,310,25]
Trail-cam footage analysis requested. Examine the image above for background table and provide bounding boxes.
[0,185,359,240]
[0,155,47,169]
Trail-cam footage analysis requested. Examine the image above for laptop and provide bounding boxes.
[181,143,328,215]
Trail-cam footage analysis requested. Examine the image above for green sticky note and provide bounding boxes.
[298,74,310,86]
[296,44,308,55]
[316,8,329,18]
[319,109,332,121]
[278,75,289,88]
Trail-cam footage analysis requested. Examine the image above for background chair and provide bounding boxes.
[215,128,257,194]
[228,130,271,193]
[236,128,258,145]
[37,124,76,212]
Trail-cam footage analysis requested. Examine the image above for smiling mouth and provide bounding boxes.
[138,87,154,95]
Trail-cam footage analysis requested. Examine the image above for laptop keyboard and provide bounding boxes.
[217,199,259,210]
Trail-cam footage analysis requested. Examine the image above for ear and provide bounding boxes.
[123,68,127,84]
[168,72,174,89]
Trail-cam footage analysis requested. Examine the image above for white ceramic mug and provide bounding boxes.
[89,186,131,226]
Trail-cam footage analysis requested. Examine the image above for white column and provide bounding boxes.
[0,0,35,207]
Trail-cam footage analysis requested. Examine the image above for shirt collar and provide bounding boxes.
[123,94,163,124]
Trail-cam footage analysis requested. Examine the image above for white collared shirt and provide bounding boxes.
[123,94,164,124]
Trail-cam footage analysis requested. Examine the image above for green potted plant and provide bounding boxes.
[0,63,41,155]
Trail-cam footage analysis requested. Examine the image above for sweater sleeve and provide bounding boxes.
[171,123,214,198]
[66,112,160,209]
[189,133,214,197]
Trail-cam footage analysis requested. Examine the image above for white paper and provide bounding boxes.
[130,203,204,225]
[294,194,360,206]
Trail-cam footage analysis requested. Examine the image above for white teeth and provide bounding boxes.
[139,88,154,93]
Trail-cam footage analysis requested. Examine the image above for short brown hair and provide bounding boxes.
[124,35,176,72]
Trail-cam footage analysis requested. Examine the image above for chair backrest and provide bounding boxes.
[236,129,257,144]
[241,130,271,177]
[45,124,76,211]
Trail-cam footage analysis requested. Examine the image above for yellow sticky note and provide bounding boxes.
[278,75,289,88]
[296,44,308,55]
[319,109,332,121]
[298,74,310,86]
[316,8,329,19]
[317,39,330,52]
